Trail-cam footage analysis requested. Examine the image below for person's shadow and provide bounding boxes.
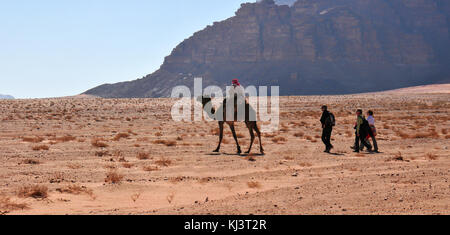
[327,152,345,156]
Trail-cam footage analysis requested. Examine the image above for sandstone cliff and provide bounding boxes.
[85,0,450,98]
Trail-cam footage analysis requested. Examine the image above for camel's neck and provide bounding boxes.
[202,102,216,120]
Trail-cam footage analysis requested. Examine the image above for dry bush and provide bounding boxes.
[272,136,287,143]
[284,156,294,161]
[155,157,172,167]
[67,163,82,169]
[22,159,40,165]
[113,133,130,141]
[247,181,262,189]
[155,132,163,137]
[137,137,150,142]
[299,162,313,167]
[32,145,49,151]
[127,129,138,136]
[164,140,177,147]
[91,139,108,148]
[411,131,439,139]
[22,136,44,143]
[294,132,304,137]
[105,171,124,184]
[390,152,405,161]
[425,153,439,161]
[170,176,184,184]
[17,185,48,199]
[143,165,159,172]
[122,163,134,168]
[56,185,95,199]
[54,135,76,142]
[0,196,28,212]
[397,131,410,138]
[137,152,150,160]
[153,139,177,147]
[264,133,277,138]
[95,150,110,157]
[198,177,211,184]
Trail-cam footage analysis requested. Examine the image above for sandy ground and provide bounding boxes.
[0,90,448,215]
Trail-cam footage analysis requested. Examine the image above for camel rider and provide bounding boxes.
[225,79,246,121]
[228,79,245,104]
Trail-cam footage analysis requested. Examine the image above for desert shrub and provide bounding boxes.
[105,171,123,184]
[425,153,439,161]
[247,181,261,189]
[113,133,130,141]
[137,152,150,160]
[17,185,48,199]
[272,137,287,143]
[91,139,108,148]
[294,132,304,137]
[22,136,44,143]
[155,157,172,167]
[22,159,40,165]
[32,145,49,151]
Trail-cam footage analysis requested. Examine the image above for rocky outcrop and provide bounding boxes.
[85,0,450,98]
[0,94,14,99]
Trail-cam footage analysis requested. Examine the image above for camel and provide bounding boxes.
[198,96,264,155]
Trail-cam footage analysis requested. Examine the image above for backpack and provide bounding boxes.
[361,118,371,133]
[328,113,336,127]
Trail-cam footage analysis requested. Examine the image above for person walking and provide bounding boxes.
[366,110,379,153]
[320,106,335,153]
[353,109,372,153]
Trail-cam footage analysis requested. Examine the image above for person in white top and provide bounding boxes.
[366,110,379,153]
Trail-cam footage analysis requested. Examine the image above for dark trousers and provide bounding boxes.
[368,129,378,151]
[355,132,371,152]
[322,126,333,149]
[360,128,379,151]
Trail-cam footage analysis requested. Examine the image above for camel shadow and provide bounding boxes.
[206,152,265,157]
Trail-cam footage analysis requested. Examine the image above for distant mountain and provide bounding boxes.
[274,0,296,6]
[85,0,450,98]
[0,94,14,99]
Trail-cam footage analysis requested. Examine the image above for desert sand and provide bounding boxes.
[0,89,449,215]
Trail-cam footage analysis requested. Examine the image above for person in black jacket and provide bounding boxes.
[320,106,334,153]
[353,109,373,153]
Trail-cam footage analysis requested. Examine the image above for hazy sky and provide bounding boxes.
[0,0,252,98]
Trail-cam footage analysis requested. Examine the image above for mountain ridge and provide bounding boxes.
[85,0,450,98]
[0,94,14,99]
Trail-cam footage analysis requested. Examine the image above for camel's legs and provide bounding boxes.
[214,121,224,152]
[245,122,255,154]
[253,122,264,154]
[228,122,242,154]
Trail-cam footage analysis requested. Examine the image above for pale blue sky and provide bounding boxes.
[0,0,253,98]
